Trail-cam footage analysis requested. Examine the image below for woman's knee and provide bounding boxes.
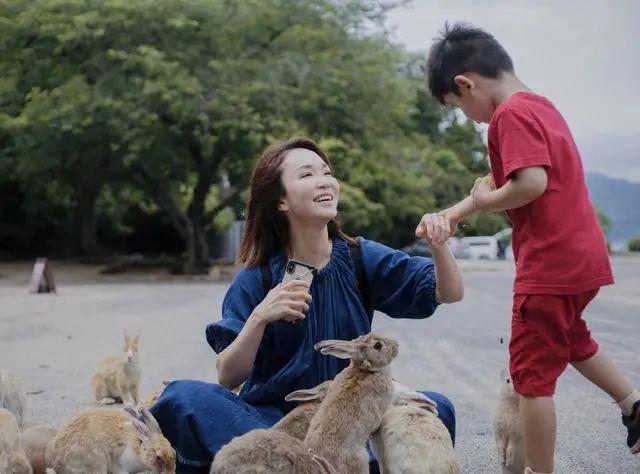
[151,380,232,417]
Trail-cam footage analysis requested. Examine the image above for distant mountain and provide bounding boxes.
[586,172,640,241]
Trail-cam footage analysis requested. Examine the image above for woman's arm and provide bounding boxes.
[215,279,311,389]
[215,314,268,389]
[431,245,464,303]
[416,212,463,303]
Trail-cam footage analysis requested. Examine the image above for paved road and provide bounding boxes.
[1,257,639,473]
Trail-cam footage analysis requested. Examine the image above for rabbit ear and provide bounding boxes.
[314,339,342,351]
[311,451,336,474]
[140,408,162,434]
[124,329,130,343]
[133,332,140,343]
[129,419,151,441]
[122,406,139,419]
[285,381,331,402]
[314,340,359,359]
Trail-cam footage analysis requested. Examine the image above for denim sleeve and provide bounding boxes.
[360,238,439,319]
[205,267,264,354]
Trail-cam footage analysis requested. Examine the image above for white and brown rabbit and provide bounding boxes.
[91,331,141,405]
[494,369,524,474]
[45,406,175,474]
[371,382,459,474]
[0,369,27,427]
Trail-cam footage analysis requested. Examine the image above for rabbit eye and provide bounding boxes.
[373,341,383,350]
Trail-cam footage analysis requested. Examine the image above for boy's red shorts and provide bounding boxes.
[509,289,600,397]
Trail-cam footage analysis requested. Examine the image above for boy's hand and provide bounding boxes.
[471,180,494,209]
[415,213,452,248]
[438,209,460,234]
[475,173,496,190]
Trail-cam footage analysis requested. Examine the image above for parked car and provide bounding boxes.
[493,228,512,259]
[401,237,472,259]
[448,237,471,259]
[460,236,499,260]
[401,239,432,257]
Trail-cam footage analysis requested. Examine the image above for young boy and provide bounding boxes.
[417,23,640,473]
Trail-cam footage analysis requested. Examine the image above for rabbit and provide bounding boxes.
[494,369,524,474]
[211,333,398,474]
[20,426,57,474]
[371,382,459,474]
[0,370,27,427]
[273,380,333,440]
[303,333,399,474]
[1,432,33,474]
[91,331,141,406]
[210,429,334,474]
[0,409,32,474]
[0,408,20,449]
[45,406,175,474]
[210,381,335,474]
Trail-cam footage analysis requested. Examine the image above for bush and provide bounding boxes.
[629,237,640,252]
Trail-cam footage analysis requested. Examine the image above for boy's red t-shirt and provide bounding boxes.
[487,91,613,295]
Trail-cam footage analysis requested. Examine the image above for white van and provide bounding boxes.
[460,236,499,260]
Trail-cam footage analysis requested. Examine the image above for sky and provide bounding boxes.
[385,0,640,183]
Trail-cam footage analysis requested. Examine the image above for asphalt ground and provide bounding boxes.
[1,256,639,472]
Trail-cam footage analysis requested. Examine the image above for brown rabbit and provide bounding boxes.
[210,381,334,474]
[274,380,333,440]
[0,408,32,474]
[305,333,398,474]
[91,331,141,405]
[45,406,175,474]
[20,426,57,474]
[211,333,398,474]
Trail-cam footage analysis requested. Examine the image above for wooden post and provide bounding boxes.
[28,258,57,294]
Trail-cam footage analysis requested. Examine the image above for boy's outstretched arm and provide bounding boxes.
[415,213,464,303]
[472,166,547,212]
[437,167,547,227]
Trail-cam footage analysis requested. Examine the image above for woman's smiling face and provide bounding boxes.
[278,148,340,225]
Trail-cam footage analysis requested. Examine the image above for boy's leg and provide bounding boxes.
[571,350,635,405]
[509,294,574,473]
[519,396,556,472]
[567,288,640,453]
[568,289,636,405]
[572,351,640,454]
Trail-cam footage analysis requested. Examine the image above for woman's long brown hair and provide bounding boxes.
[239,137,355,267]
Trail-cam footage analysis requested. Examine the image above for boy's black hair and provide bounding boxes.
[426,22,514,104]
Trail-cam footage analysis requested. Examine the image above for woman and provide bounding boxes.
[151,137,464,472]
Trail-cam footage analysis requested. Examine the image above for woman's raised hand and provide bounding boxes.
[250,279,312,324]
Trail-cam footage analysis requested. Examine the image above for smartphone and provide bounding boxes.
[281,259,316,286]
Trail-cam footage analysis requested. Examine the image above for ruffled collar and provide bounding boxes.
[270,237,351,284]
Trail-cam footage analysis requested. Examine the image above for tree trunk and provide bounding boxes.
[186,168,214,274]
[76,185,99,256]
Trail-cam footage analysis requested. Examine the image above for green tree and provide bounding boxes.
[0,0,507,267]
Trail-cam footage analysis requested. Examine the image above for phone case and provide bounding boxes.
[281,259,317,285]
